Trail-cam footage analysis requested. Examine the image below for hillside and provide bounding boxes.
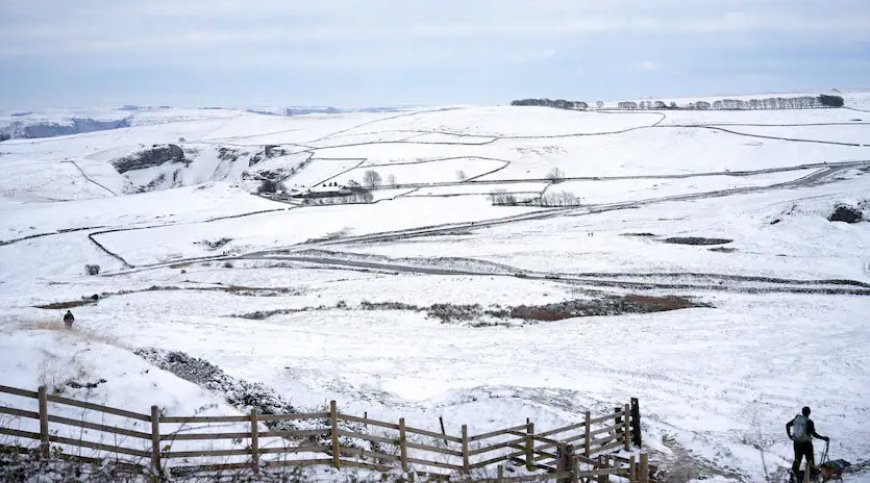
[1,95,869,482]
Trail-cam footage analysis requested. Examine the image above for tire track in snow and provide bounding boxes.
[235,254,870,296]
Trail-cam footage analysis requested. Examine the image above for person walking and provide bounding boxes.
[786,406,829,481]
[63,310,74,329]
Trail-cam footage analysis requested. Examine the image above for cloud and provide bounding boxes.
[0,0,867,108]
[1,1,869,59]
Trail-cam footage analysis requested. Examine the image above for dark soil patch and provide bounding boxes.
[509,295,706,322]
[828,204,864,223]
[708,247,737,253]
[239,295,707,324]
[663,237,732,246]
[621,232,656,237]
[34,300,96,310]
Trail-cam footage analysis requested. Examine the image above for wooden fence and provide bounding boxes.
[0,384,650,482]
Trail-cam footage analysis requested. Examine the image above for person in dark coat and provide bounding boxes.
[786,406,829,480]
[63,310,74,329]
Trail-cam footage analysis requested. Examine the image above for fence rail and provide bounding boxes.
[0,384,650,482]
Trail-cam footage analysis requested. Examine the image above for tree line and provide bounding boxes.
[618,94,843,110]
[511,94,844,111]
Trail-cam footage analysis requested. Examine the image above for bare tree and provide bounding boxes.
[489,189,517,205]
[456,170,467,181]
[362,170,382,190]
[489,189,507,204]
[546,167,565,182]
[596,101,604,109]
[541,191,579,206]
[387,174,397,187]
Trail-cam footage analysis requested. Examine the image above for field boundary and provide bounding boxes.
[0,384,650,482]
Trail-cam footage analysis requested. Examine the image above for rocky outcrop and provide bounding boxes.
[112,144,189,173]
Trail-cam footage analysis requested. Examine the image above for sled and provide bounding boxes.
[790,440,851,482]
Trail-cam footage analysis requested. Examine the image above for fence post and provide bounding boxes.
[150,405,161,480]
[497,464,504,483]
[614,407,621,435]
[623,403,631,451]
[557,443,575,483]
[597,455,609,483]
[37,386,49,459]
[584,411,591,457]
[571,453,579,483]
[639,452,649,483]
[399,417,408,472]
[439,416,448,446]
[525,421,535,471]
[556,444,567,483]
[629,455,636,483]
[330,400,340,468]
[461,424,469,472]
[250,408,260,475]
[630,398,641,447]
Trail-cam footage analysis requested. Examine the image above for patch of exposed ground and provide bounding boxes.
[34,299,97,310]
[663,237,733,246]
[135,349,378,459]
[136,348,300,430]
[507,295,706,321]
[234,294,708,325]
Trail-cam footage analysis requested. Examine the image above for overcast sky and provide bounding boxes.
[0,0,868,109]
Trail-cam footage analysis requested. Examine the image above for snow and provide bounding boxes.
[1,95,870,481]
[547,169,817,205]
[92,196,539,266]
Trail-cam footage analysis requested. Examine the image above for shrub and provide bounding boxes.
[546,167,565,182]
[828,204,863,223]
[85,264,100,275]
[257,179,278,194]
[818,94,844,107]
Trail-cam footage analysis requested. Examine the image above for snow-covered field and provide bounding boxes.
[1,94,869,482]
